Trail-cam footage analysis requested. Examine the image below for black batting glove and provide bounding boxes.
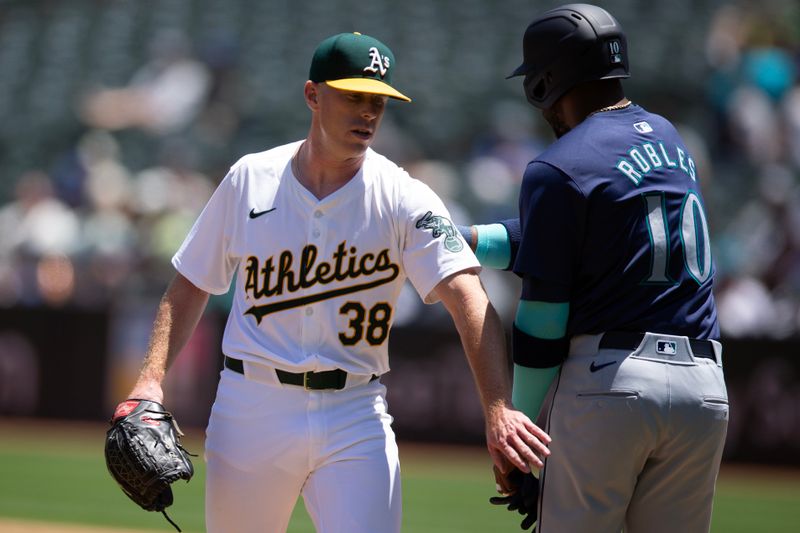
[489,468,540,531]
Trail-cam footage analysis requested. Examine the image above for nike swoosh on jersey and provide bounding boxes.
[249,207,276,219]
[589,360,617,373]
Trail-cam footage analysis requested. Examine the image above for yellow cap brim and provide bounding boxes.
[326,78,411,102]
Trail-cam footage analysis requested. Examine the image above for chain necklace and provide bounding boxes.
[590,100,632,116]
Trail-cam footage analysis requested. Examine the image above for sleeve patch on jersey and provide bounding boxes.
[415,211,463,252]
[512,323,569,368]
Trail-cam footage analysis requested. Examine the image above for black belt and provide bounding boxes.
[224,356,377,390]
[599,331,716,360]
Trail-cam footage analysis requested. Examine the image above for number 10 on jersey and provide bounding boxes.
[642,191,712,285]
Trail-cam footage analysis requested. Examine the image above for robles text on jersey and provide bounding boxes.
[616,139,696,185]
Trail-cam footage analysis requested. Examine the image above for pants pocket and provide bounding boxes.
[701,395,728,406]
[577,390,640,400]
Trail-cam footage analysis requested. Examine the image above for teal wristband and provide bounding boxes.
[475,223,511,269]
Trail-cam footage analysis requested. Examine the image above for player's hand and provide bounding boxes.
[489,466,540,531]
[127,379,165,405]
[493,456,520,495]
[485,402,550,473]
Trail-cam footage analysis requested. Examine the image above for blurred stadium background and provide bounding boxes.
[1,0,800,530]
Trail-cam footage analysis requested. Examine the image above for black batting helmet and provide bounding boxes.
[508,3,630,109]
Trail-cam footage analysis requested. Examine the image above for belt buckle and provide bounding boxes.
[303,372,312,390]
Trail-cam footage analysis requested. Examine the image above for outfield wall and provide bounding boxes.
[0,307,798,465]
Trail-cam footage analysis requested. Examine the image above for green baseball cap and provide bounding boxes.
[309,32,411,102]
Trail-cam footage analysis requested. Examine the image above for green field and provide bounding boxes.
[1,419,799,532]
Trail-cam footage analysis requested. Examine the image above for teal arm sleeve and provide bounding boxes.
[474,223,511,270]
[511,300,568,418]
[512,364,560,420]
[515,300,569,340]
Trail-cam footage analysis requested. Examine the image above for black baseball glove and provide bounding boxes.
[105,399,195,531]
[489,465,540,531]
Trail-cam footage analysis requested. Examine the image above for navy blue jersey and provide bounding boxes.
[514,104,720,340]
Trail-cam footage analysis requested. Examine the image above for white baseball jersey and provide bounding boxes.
[173,140,479,376]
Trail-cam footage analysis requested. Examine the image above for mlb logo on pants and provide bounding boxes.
[656,340,677,355]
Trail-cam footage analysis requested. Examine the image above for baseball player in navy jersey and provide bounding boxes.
[118,32,550,533]
[459,4,729,532]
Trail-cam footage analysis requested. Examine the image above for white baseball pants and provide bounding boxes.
[204,364,401,533]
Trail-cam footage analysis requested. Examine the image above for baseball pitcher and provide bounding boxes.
[112,32,550,533]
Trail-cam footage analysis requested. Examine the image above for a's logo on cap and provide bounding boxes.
[364,47,390,78]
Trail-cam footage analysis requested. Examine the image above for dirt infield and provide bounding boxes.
[0,518,152,533]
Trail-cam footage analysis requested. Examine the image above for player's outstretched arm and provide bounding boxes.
[457,218,521,270]
[433,270,550,472]
[126,272,210,404]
